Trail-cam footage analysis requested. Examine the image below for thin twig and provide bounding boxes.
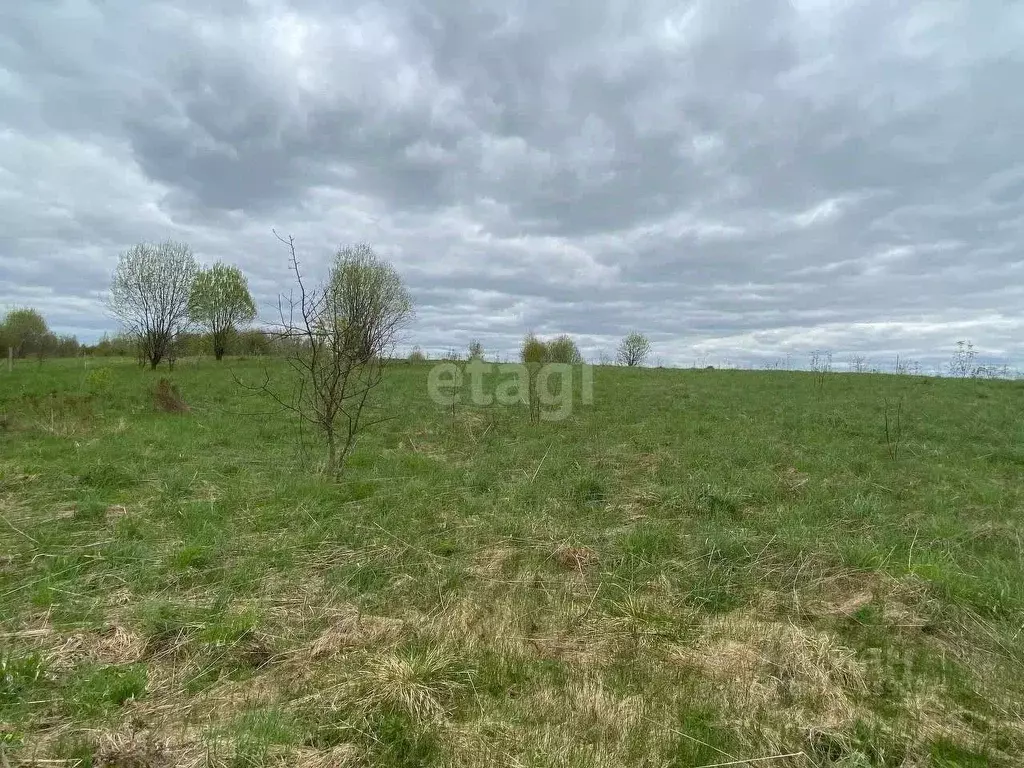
[531,443,552,483]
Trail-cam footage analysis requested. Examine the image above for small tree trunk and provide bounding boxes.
[527,362,541,424]
[326,430,337,475]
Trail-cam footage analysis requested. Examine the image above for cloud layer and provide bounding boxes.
[2,0,1023,370]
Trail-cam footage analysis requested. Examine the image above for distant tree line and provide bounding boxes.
[0,307,80,360]
[2,235,266,364]
[417,331,654,368]
[85,328,292,359]
[0,307,300,362]
[3,241,1016,380]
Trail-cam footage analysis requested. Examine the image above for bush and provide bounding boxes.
[0,307,61,359]
[519,333,548,424]
[616,331,651,367]
[545,334,582,364]
[237,329,273,357]
[175,332,209,357]
[55,335,80,358]
[89,332,136,357]
[85,367,113,395]
[408,346,426,363]
[520,333,547,364]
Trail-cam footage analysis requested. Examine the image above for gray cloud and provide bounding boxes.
[2,0,1023,372]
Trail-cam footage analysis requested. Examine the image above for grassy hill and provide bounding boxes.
[1,357,1022,766]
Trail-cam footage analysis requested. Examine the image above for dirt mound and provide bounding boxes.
[154,379,189,413]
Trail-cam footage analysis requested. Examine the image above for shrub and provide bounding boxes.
[237,329,273,357]
[89,332,136,357]
[1,307,54,359]
[408,346,426,363]
[520,333,547,364]
[256,236,414,477]
[545,334,583,364]
[520,333,547,424]
[949,340,979,378]
[85,367,113,395]
[616,331,650,367]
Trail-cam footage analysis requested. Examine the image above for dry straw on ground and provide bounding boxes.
[154,378,190,413]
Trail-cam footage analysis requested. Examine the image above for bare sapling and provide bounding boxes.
[248,232,413,477]
[521,333,547,425]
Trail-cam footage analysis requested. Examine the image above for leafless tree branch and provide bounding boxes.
[239,232,413,477]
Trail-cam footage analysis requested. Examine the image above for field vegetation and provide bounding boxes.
[2,355,1023,766]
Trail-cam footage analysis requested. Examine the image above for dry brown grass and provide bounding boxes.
[105,503,129,522]
[291,745,362,768]
[606,483,665,519]
[154,378,189,413]
[805,571,935,632]
[468,545,518,578]
[304,607,405,659]
[9,581,1017,767]
[93,726,361,768]
[665,608,1024,762]
[94,728,179,768]
[0,617,146,673]
[552,544,599,575]
[87,624,148,664]
[0,497,1012,767]
[342,645,472,721]
[564,679,648,741]
[5,548,1015,768]
[673,614,868,731]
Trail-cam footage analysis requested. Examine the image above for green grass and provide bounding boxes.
[1,356,1023,765]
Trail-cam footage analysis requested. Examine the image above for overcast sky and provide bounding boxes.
[1,1,1022,370]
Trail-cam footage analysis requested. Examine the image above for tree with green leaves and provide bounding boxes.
[256,235,414,477]
[520,332,547,424]
[188,262,258,360]
[109,240,198,369]
[616,331,651,367]
[54,335,80,358]
[546,334,583,364]
[520,332,547,365]
[1,307,51,358]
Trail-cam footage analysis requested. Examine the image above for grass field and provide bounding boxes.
[1,356,1023,766]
